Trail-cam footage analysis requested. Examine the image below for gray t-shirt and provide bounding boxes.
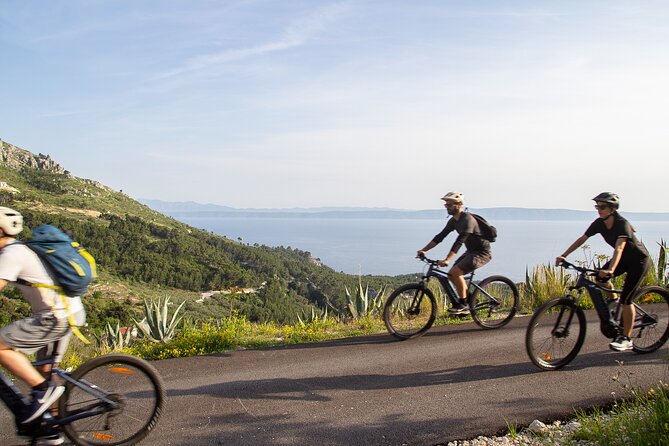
[431,212,491,254]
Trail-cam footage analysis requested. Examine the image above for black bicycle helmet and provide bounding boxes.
[592,192,620,209]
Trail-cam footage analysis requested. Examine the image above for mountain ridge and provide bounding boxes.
[140,199,669,221]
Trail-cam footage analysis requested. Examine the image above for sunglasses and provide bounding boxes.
[594,204,610,210]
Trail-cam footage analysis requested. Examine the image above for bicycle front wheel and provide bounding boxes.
[60,354,166,446]
[525,298,586,370]
[631,286,669,353]
[383,283,437,340]
[469,275,519,329]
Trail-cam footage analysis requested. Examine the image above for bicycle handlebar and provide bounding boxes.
[558,260,601,276]
[416,254,440,266]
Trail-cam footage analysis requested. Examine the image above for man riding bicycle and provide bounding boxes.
[555,192,650,352]
[0,207,86,445]
[417,192,492,314]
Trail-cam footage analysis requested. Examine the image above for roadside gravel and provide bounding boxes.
[442,419,597,446]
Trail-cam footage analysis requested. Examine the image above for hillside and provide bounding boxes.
[0,138,398,327]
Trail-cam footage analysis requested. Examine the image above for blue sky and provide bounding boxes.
[1,1,668,211]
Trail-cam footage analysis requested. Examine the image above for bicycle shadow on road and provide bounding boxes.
[167,346,668,403]
[160,349,668,446]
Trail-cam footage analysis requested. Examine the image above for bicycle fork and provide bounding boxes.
[551,303,578,338]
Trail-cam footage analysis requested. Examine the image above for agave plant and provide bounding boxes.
[134,296,186,343]
[523,263,571,311]
[649,239,669,287]
[658,239,668,286]
[100,321,134,350]
[297,306,329,326]
[346,278,386,319]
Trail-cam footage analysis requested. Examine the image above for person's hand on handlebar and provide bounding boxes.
[416,250,426,259]
[437,259,449,267]
[555,256,567,267]
[596,268,614,283]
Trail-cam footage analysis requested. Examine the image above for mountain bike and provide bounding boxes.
[1,344,165,445]
[525,260,669,370]
[383,255,519,339]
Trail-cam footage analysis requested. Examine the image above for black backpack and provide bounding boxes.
[470,213,497,242]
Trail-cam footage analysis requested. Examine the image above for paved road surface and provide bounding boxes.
[2,313,668,445]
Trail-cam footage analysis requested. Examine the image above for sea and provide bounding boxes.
[172,215,668,282]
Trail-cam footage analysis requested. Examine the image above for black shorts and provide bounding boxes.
[602,258,651,304]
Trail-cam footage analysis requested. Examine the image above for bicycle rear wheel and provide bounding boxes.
[631,286,669,353]
[383,283,437,340]
[525,298,586,370]
[60,354,165,446]
[469,275,519,329]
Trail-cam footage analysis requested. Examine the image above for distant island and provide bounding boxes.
[139,199,669,222]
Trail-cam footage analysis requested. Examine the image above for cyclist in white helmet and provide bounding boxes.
[0,207,86,444]
[417,192,493,314]
[556,193,650,352]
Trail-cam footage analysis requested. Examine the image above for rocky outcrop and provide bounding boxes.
[0,138,72,176]
[0,138,114,192]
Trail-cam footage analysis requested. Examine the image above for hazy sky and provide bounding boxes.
[1,1,668,211]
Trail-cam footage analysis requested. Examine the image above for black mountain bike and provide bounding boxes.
[525,260,669,370]
[383,255,519,339]
[1,344,165,445]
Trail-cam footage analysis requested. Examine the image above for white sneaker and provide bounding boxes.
[39,433,65,445]
[609,336,633,352]
[22,384,65,424]
[448,303,469,315]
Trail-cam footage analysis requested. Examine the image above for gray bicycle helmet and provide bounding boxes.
[592,192,620,209]
[0,207,23,236]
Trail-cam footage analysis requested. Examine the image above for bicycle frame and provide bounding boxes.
[560,261,660,339]
[0,355,119,432]
[424,262,497,309]
[571,271,622,337]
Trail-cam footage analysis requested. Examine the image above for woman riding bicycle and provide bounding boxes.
[417,192,492,314]
[555,192,650,352]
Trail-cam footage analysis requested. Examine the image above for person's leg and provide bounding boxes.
[449,251,491,306]
[610,259,650,351]
[448,265,467,301]
[0,340,45,386]
[622,304,635,337]
[0,315,68,424]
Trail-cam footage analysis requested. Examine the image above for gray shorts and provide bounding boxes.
[0,313,72,362]
[452,251,492,275]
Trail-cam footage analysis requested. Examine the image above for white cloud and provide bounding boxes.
[152,2,351,82]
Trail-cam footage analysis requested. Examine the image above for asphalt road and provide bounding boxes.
[2,312,668,446]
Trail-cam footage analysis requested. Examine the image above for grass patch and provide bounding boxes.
[572,383,669,446]
[60,314,388,366]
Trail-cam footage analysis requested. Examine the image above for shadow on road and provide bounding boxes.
[165,348,668,446]
[168,348,668,403]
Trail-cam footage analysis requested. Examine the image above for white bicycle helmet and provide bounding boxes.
[441,191,465,204]
[0,207,23,236]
